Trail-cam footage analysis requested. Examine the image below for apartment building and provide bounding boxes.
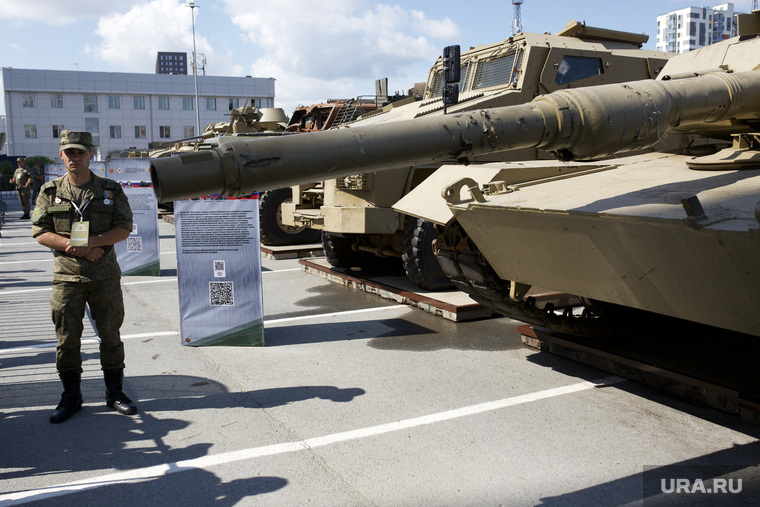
[656,2,744,53]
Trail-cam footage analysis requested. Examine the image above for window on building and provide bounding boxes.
[135,125,147,138]
[84,94,98,113]
[133,96,146,110]
[85,118,100,145]
[50,94,64,108]
[22,94,35,107]
[205,97,216,111]
[228,98,240,110]
[108,95,121,109]
[183,126,195,138]
[159,126,171,138]
[158,96,170,110]
[109,125,122,139]
[182,97,194,110]
[250,98,262,108]
[52,125,65,138]
[24,125,38,138]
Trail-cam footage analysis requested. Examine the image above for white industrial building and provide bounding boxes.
[0,67,276,160]
[656,2,744,53]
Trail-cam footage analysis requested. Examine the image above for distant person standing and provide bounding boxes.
[30,161,45,202]
[9,157,32,219]
[32,131,138,424]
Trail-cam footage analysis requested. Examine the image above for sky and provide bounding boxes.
[0,0,756,117]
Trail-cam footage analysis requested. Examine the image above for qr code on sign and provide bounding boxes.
[209,281,234,306]
[126,237,143,252]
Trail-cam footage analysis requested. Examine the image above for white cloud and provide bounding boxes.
[0,0,116,25]
[87,0,214,73]
[221,0,460,114]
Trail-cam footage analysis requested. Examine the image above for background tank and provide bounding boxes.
[150,14,760,341]
[281,20,673,289]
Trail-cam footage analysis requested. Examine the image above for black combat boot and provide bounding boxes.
[49,371,83,424]
[104,368,137,415]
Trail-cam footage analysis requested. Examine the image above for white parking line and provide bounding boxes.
[264,305,407,325]
[0,375,626,505]
[0,268,305,294]
[0,306,406,354]
[0,332,181,354]
[0,258,53,266]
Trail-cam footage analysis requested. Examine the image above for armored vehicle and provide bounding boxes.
[150,12,760,347]
[286,98,381,133]
[144,103,325,246]
[280,21,673,289]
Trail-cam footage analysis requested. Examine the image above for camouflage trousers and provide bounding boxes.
[16,187,30,216]
[51,278,126,374]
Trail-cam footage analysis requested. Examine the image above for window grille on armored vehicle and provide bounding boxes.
[428,48,523,98]
[472,51,521,90]
[429,62,471,98]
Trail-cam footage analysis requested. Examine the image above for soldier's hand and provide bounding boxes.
[83,247,105,262]
[64,244,90,257]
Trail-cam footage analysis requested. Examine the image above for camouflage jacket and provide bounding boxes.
[30,165,44,190]
[12,167,31,189]
[32,172,133,282]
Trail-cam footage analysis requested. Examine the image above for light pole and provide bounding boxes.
[186,0,201,137]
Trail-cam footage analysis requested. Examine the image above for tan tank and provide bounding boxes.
[151,15,760,340]
[279,21,674,289]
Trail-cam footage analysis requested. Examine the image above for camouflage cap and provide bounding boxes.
[16,157,23,162]
[59,130,93,151]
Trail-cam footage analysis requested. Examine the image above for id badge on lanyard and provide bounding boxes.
[69,200,90,247]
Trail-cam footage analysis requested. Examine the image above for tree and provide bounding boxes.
[24,155,55,169]
[0,161,13,191]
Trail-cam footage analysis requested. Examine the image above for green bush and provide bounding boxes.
[24,155,55,169]
[0,160,13,176]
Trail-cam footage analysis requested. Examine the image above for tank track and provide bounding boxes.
[433,221,623,338]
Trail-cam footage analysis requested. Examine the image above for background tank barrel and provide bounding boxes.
[150,70,760,202]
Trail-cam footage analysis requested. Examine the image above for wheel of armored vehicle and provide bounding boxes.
[322,233,373,268]
[323,232,403,274]
[402,218,454,291]
[259,188,322,246]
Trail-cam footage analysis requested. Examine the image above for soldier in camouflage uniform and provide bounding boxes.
[32,131,138,424]
[30,161,45,202]
[9,158,32,219]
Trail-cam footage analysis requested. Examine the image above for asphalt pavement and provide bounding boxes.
[1,196,758,506]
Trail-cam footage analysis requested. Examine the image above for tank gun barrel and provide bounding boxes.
[150,71,760,202]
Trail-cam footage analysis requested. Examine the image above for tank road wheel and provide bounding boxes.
[259,188,321,246]
[402,218,454,291]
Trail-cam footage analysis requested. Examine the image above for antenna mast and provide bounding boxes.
[511,0,524,36]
